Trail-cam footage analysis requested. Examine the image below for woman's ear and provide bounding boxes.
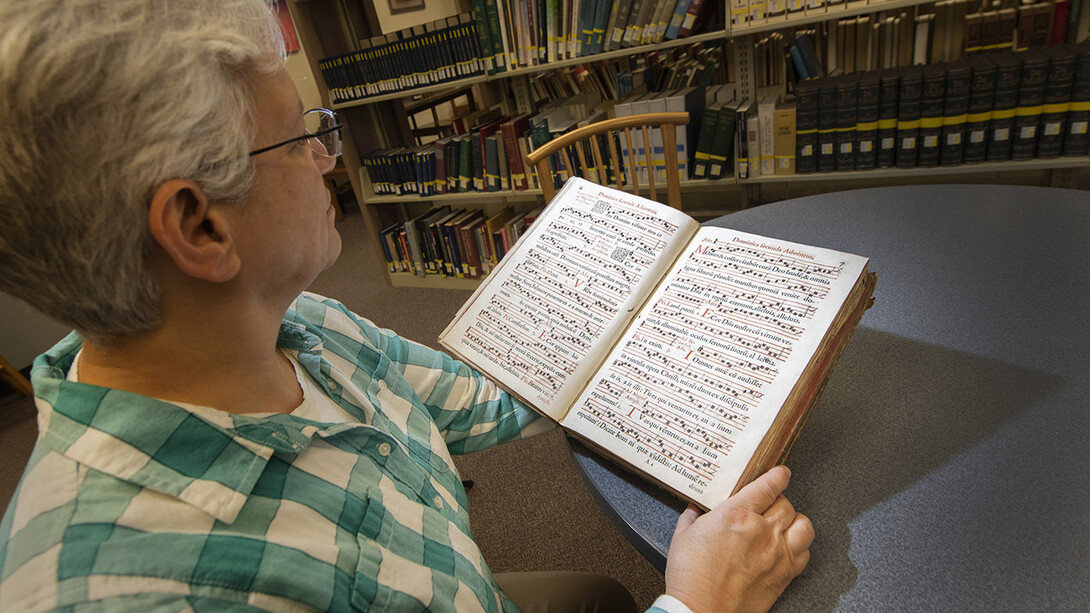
[148,179,241,283]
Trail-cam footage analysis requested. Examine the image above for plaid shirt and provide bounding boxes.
[0,292,556,612]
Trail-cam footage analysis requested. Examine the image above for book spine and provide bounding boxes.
[835,77,858,171]
[1063,43,1090,157]
[877,69,900,168]
[795,84,819,174]
[1011,52,1048,160]
[817,78,838,172]
[896,67,923,169]
[709,107,737,180]
[918,66,947,168]
[691,104,720,179]
[964,60,995,164]
[854,73,880,170]
[774,104,797,175]
[987,55,1021,162]
[1037,49,1075,159]
[940,65,971,166]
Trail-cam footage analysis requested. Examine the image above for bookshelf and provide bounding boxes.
[288,0,1089,289]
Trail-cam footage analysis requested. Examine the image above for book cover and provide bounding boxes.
[774,99,797,175]
[677,0,709,38]
[1036,45,1076,159]
[939,60,971,166]
[708,102,739,180]
[895,66,924,169]
[854,71,880,170]
[987,51,1022,162]
[758,96,778,176]
[835,74,859,171]
[691,100,725,180]
[1010,48,1048,161]
[817,77,839,172]
[917,64,947,168]
[1063,41,1090,157]
[439,177,876,510]
[964,55,996,164]
[795,81,819,174]
[735,99,756,179]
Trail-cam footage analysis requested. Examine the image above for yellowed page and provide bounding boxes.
[439,177,699,420]
[561,227,868,507]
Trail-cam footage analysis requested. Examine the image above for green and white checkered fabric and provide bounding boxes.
[0,292,552,612]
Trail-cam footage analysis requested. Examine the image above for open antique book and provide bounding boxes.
[439,177,877,509]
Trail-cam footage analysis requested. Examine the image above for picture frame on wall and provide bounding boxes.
[388,0,425,14]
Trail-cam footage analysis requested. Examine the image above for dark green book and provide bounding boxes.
[964,55,996,163]
[987,52,1022,162]
[708,103,739,180]
[1064,41,1090,157]
[918,64,947,168]
[817,76,838,172]
[835,74,858,171]
[896,66,924,169]
[795,80,819,174]
[1011,49,1048,161]
[1037,45,1076,159]
[877,69,901,168]
[692,101,726,179]
[940,60,972,166]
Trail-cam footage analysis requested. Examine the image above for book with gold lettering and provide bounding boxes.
[439,178,876,509]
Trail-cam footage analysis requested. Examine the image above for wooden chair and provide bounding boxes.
[525,111,689,208]
[0,350,33,396]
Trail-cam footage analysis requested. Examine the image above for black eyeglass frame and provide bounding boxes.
[249,108,343,157]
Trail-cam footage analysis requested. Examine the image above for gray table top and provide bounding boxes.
[569,184,1090,612]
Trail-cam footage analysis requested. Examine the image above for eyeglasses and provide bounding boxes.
[249,108,343,158]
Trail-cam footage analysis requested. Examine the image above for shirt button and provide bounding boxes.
[377,442,391,457]
[433,496,444,509]
[378,381,388,391]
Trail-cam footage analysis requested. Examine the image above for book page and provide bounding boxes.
[561,227,868,507]
[439,177,699,420]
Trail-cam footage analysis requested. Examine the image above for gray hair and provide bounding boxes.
[0,0,284,343]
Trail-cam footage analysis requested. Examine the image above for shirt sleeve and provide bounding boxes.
[301,293,555,454]
[646,594,696,613]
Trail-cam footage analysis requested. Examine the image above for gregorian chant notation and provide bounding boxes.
[458,190,684,405]
[566,233,849,492]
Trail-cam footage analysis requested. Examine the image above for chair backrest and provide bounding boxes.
[525,111,690,208]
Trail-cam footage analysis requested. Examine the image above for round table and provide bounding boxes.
[569,184,1090,612]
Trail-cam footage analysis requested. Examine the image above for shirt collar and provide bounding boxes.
[31,321,351,524]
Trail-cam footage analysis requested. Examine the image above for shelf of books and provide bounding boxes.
[293,0,1089,290]
[321,1,728,108]
[741,156,1090,183]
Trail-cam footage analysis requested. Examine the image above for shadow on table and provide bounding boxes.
[769,328,1062,612]
[573,327,1064,612]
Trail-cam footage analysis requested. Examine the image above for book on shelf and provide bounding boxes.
[895,65,923,169]
[1011,48,1048,161]
[438,177,877,509]
[835,74,858,172]
[735,98,756,179]
[963,55,995,164]
[794,82,818,174]
[1036,44,1075,159]
[917,64,947,168]
[708,100,739,180]
[1064,41,1090,157]
[773,99,797,175]
[987,51,1021,162]
[939,60,971,167]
